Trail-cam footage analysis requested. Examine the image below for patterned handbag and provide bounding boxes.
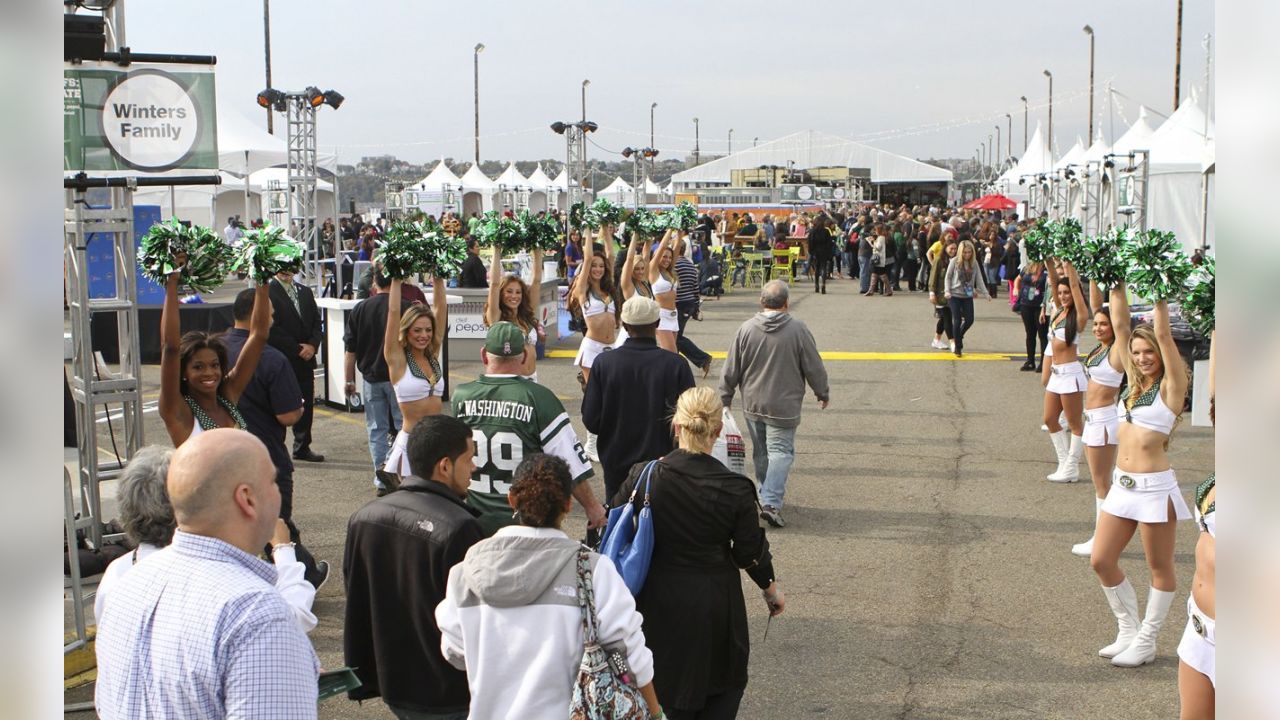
[568,548,649,720]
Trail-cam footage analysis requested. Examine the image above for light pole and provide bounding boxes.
[1005,114,1012,166]
[692,117,700,166]
[981,141,987,182]
[1043,70,1054,155]
[581,79,589,122]
[649,102,657,148]
[728,128,733,156]
[753,136,758,147]
[1020,96,1029,153]
[473,43,484,165]
[995,125,1001,169]
[1084,25,1095,142]
[1174,0,1183,110]
[263,0,273,133]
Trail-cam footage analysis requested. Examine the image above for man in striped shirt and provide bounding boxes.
[674,238,713,376]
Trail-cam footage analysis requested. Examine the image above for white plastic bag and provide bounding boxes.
[711,408,748,479]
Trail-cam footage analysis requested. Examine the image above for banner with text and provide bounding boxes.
[65,63,218,172]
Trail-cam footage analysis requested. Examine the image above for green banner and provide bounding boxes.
[65,63,218,172]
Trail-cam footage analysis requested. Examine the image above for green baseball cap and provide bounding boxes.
[484,321,527,357]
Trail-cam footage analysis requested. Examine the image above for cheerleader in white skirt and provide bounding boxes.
[1178,332,1215,716]
[1041,259,1088,483]
[1089,297,1190,668]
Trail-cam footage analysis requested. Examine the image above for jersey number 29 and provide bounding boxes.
[469,429,522,495]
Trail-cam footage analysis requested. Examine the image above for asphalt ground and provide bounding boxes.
[67,271,1213,719]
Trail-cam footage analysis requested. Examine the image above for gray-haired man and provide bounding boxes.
[719,280,829,528]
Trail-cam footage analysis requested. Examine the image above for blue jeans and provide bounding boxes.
[858,256,872,293]
[948,297,975,354]
[363,378,402,487]
[744,418,797,509]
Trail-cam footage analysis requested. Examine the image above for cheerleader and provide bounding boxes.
[1070,280,1127,556]
[569,227,622,386]
[483,244,544,381]
[1090,291,1190,667]
[1177,331,1214,715]
[1042,259,1088,482]
[381,276,448,482]
[648,228,680,352]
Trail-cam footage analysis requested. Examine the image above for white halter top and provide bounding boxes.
[1084,345,1124,388]
[394,351,444,403]
[1118,380,1178,435]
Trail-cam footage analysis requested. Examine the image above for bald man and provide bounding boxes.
[95,429,320,720]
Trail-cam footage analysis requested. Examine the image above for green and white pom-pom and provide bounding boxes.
[419,228,469,279]
[234,224,305,282]
[1078,227,1132,287]
[474,211,523,252]
[138,218,234,292]
[1021,222,1052,262]
[1180,256,1215,336]
[1120,229,1194,301]
[623,207,667,238]
[568,202,587,230]
[378,219,431,279]
[517,211,562,252]
[664,201,699,232]
[1048,218,1085,265]
[584,197,624,230]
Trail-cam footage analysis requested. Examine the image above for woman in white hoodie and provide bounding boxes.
[436,453,663,719]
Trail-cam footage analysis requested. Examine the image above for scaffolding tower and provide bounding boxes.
[284,95,320,290]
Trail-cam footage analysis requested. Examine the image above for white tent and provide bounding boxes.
[414,161,463,192]
[457,164,496,215]
[1146,89,1215,253]
[669,130,951,191]
[524,164,553,211]
[1111,106,1159,156]
[996,121,1054,199]
[548,168,569,192]
[216,107,338,178]
[599,176,635,205]
[1052,137,1087,173]
[526,164,552,191]
[493,162,528,188]
[1081,127,1112,163]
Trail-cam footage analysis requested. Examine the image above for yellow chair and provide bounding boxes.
[770,249,796,285]
[743,252,767,288]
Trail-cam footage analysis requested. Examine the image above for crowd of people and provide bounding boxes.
[92,198,1213,719]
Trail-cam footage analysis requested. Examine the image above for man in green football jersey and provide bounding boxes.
[452,322,607,535]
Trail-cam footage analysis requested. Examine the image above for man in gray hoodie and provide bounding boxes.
[719,280,830,528]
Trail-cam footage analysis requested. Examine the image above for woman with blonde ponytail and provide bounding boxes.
[611,386,784,719]
[1089,290,1191,670]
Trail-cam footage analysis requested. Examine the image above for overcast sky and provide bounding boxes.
[122,0,1213,167]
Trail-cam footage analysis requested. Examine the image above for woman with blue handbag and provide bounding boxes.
[612,387,785,720]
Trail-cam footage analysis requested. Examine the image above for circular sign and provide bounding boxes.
[99,70,200,171]
[833,187,847,199]
[796,185,815,201]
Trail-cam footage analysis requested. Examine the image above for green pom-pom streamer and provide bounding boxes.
[1021,221,1052,262]
[138,218,235,293]
[664,201,699,232]
[1078,227,1132,287]
[1120,229,1194,301]
[1180,256,1214,335]
[568,202,586,231]
[522,212,563,252]
[584,197,623,230]
[419,228,469,279]
[234,224,305,283]
[1048,218,1085,265]
[378,219,431,280]
[624,207,667,238]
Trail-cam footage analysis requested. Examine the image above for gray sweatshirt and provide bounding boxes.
[719,311,829,428]
[944,256,990,299]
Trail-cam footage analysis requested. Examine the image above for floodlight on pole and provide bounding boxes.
[692,117,700,166]
[581,79,590,122]
[728,128,733,156]
[1043,69,1054,154]
[1084,25,1095,143]
[1020,96,1029,153]
[474,43,484,165]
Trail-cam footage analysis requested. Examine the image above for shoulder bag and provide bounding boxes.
[599,460,657,596]
[569,548,649,720]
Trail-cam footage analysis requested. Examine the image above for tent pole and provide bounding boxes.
[243,151,251,226]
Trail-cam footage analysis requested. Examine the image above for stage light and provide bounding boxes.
[550,122,568,134]
[323,90,344,109]
[621,147,635,159]
[581,121,599,133]
[256,88,287,111]
[1018,178,1027,186]
[306,86,325,108]
[1104,158,1115,168]
[644,148,659,158]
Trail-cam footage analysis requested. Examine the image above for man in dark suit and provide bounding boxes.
[582,296,696,502]
[268,265,325,462]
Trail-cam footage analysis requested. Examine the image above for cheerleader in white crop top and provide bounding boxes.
[570,233,622,381]
[1070,282,1128,558]
[383,276,449,480]
[1042,260,1089,484]
[484,244,545,381]
[1090,297,1191,669]
[648,228,681,352]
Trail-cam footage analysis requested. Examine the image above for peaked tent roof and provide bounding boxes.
[458,164,495,191]
[1081,127,1112,163]
[1111,106,1160,156]
[600,176,634,194]
[669,130,952,186]
[526,164,552,191]
[997,120,1053,188]
[548,169,569,191]
[216,108,337,177]
[494,162,528,187]
[1147,89,1215,172]
[248,167,334,192]
[415,160,463,192]
[643,178,663,194]
[1052,137,1087,172]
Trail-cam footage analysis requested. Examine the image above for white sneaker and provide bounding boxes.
[949,339,956,353]
[930,338,946,349]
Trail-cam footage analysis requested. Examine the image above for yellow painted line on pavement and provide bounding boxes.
[548,349,1018,361]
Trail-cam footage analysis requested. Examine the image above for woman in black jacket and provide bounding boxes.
[612,387,785,720]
